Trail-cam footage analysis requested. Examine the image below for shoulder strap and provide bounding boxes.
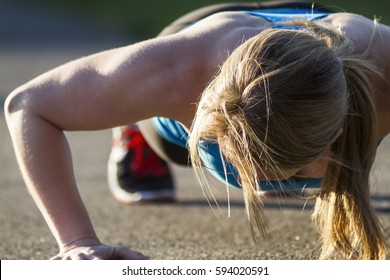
[158,1,336,36]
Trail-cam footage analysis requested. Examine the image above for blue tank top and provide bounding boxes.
[151,8,329,191]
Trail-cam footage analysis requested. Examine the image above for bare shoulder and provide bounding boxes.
[179,11,267,67]
[321,13,390,58]
[188,11,268,28]
[321,13,390,137]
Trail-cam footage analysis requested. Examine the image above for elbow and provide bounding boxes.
[4,87,32,126]
[5,89,22,115]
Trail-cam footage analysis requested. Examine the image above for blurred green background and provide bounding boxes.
[19,0,390,39]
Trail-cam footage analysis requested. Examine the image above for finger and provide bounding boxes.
[112,246,149,260]
[72,252,88,260]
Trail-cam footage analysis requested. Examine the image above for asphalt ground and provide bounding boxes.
[0,2,389,260]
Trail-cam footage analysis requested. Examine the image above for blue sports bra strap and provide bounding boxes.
[158,2,336,36]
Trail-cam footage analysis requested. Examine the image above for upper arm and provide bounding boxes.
[330,13,390,91]
[7,34,208,131]
[327,13,390,136]
[7,11,267,132]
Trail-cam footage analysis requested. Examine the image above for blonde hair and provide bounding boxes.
[188,20,387,259]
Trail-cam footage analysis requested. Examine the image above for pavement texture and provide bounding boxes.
[0,1,389,260]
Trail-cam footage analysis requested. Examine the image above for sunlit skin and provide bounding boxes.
[5,11,390,259]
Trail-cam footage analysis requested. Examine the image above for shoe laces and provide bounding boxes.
[119,126,169,178]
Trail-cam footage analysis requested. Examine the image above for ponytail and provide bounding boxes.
[312,25,387,259]
[188,19,388,259]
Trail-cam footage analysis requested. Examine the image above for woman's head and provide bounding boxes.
[189,20,386,259]
[190,23,350,195]
[201,26,348,173]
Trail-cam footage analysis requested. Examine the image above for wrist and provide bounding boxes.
[59,236,101,253]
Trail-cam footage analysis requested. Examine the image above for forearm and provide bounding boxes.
[3,34,200,251]
[5,97,98,250]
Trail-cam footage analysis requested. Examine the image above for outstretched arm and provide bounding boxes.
[4,33,206,259]
[326,13,390,137]
[4,12,264,259]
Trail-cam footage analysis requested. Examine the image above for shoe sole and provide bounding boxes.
[107,160,176,204]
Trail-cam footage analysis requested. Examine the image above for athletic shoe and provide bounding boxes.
[107,125,175,203]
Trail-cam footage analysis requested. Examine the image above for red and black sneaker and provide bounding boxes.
[107,125,175,204]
